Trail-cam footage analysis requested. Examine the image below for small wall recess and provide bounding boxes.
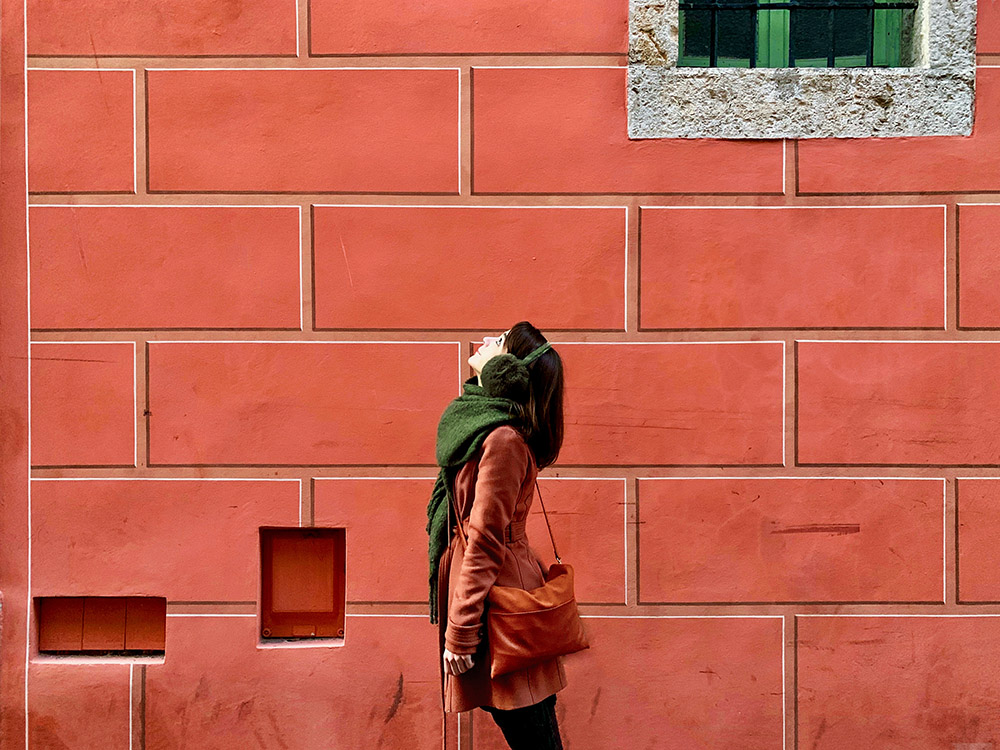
[36,596,166,655]
[260,527,346,640]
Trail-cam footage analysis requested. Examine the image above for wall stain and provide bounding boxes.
[590,686,601,720]
[770,523,860,535]
[384,673,404,723]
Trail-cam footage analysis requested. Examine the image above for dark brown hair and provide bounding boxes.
[503,321,564,469]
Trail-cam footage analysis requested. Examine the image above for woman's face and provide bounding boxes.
[469,329,510,375]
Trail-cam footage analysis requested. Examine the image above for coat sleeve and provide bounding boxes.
[444,425,530,655]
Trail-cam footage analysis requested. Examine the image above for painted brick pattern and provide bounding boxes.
[639,206,946,329]
[957,203,1000,327]
[146,69,460,194]
[26,0,297,57]
[637,478,944,603]
[27,69,135,194]
[147,341,457,465]
[797,616,1000,748]
[475,616,784,749]
[27,664,131,749]
[30,205,301,330]
[11,0,1000,744]
[556,342,785,465]
[310,0,628,55]
[956,479,1000,602]
[31,480,300,600]
[798,341,1000,465]
[29,342,135,467]
[312,205,626,330]
[472,67,784,194]
[144,615,442,749]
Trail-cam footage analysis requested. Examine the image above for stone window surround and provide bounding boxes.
[627,0,976,138]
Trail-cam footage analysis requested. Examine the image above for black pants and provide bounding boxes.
[480,693,563,750]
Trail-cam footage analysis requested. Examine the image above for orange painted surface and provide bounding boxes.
[311,0,627,54]
[261,528,346,638]
[640,206,945,329]
[4,0,1000,742]
[31,480,300,600]
[957,203,1000,328]
[144,615,442,748]
[957,479,1000,602]
[638,478,944,603]
[37,596,168,653]
[313,205,626,330]
[147,69,460,194]
[27,69,135,193]
[27,664,131,748]
[797,616,1000,748]
[27,0,297,56]
[29,342,135,467]
[558,342,785,465]
[30,205,301,330]
[124,597,168,650]
[36,597,86,651]
[798,341,1000,465]
[476,617,784,749]
[147,342,456,465]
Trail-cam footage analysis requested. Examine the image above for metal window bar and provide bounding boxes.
[678,0,916,68]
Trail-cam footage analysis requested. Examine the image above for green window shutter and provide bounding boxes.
[757,0,790,67]
[873,3,903,65]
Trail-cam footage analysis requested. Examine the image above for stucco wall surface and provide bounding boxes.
[3,0,1000,748]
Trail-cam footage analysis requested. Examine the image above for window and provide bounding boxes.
[36,596,166,655]
[677,0,917,68]
[627,0,975,138]
[260,527,346,641]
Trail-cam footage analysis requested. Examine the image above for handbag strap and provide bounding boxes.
[448,478,561,563]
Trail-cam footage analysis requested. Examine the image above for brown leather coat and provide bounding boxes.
[436,424,568,712]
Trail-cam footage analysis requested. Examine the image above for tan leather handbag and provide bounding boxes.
[450,478,590,678]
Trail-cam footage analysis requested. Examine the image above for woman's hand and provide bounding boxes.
[443,647,474,676]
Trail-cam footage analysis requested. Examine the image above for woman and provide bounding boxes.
[425,321,567,749]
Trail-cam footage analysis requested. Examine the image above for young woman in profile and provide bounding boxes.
[426,321,567,749]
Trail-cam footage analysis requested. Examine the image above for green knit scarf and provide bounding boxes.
[425,376,522,624]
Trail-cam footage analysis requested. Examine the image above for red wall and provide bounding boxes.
[4,0,1000,747]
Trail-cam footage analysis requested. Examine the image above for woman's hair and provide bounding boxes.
[503,321,564,469]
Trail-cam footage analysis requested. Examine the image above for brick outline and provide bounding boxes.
[142,67,462,196]
[29,340,137,468]
[795,338,1000,467]
[638,204,948,331]
[27,204,304,332]
[309,204,629,333]
[25,68,137,194]
[636,476,947,605]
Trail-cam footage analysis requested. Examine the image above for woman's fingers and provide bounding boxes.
[443,649,475,675]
